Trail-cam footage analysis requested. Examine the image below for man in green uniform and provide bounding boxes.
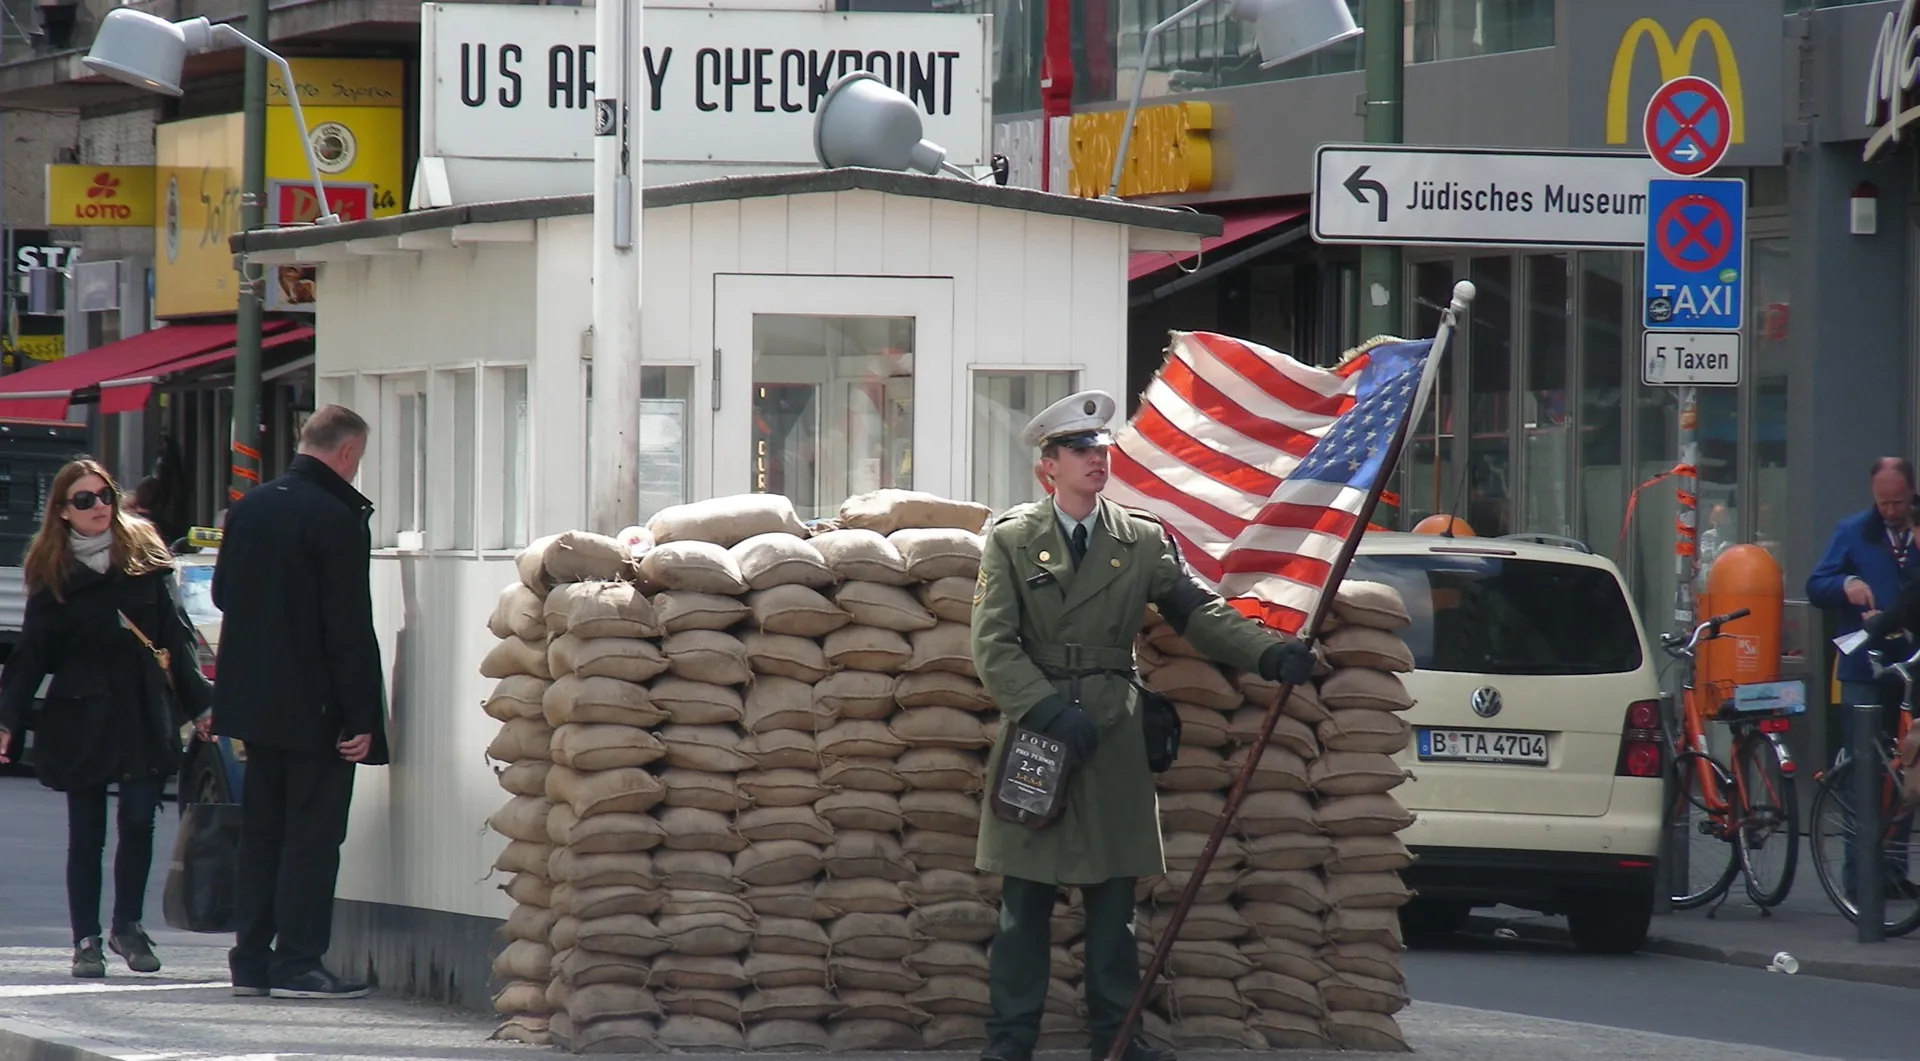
[971,390,1316,1061]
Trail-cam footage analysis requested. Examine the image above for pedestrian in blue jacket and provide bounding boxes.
[1807,457,1920,730]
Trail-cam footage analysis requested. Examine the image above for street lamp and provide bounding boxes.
[1105,0,1361,199]
[85,8,340,225]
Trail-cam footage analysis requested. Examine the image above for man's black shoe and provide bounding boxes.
[979,1034,1033,1061]
[269,968,370,1000]
[1091,1035,1177,1061]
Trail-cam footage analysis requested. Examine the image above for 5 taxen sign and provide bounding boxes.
[1643,177,1746,332]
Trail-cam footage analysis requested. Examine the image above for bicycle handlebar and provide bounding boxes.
[1659,608,1753,657]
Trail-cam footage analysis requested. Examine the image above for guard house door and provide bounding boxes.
[712,274,955,521]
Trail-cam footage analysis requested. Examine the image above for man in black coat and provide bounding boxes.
[211,404,389,1000]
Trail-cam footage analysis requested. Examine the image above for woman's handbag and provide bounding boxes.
[118,608,174,693]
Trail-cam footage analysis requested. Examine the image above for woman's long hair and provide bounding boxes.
[22,458,173,601]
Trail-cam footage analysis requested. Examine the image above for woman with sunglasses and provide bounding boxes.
[0,458,211,978]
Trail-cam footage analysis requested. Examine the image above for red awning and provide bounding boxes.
[0,321,297,420]
[98,326,316,414]
[1128,203,1308,282]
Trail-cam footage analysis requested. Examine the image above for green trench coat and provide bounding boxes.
[971,495,1280,886]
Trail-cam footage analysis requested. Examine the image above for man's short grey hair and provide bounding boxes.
[301,404,370,453]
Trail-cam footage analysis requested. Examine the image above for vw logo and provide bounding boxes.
[1470,686,1503,718]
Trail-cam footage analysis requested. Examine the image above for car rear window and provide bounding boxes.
[175,564,221,626]
[1346,553,1643,675]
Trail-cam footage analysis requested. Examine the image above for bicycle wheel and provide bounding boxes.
[1734,733,1799,907]
[1667,749,1739,910]
[1808,757,1920,936]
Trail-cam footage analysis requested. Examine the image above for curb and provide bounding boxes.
[0,1017,140,1061]
[1465,914,1920,991]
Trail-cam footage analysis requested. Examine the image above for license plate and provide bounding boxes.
[1418,728,1548,766]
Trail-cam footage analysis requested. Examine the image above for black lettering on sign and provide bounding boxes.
[866,49,891,86]
[580,44,596,102]
[780,50,805,113]
[837,49,864,81]
[549,45,576,109]
[695,47,721,112]
[752,47,774,113]
[499,43,523,108]
[461,43,487,107]
[642,46,672,111]
[724,49,752,111]
[939,51,957,113]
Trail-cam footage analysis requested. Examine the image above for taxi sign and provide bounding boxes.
[1643,176,1745,331]
[186,526,223,549]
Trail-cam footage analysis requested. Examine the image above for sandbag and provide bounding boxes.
[656,1015,747,1052]
[817,790,905,833]
[1322,625,1415,672]
[484,675,549,722]
[1159,745,1232,792]
[541,531,635,584]
[1147,659,1240,711]
[745,884,827,921]
[833,581,939,632]
[901,829,973,871]
[1326,871,1415,910]
[824,757,910,794]
[555,580,661,639]
[493,980,553,1017]
[658,724,756,772]
[744,675,837,733]
[742,632,833,683]
[558,812,669,854]
[839,490,990,535]
[818,719,910,760]
[543,675,665,729]
[816,878,909,915]
[487,718,553,764]
[1325,941,1405,983]
[917,577,975,625]
[733,532,836,590]
[735,840,826,887]
[491,582,546,642]
[661,629,751,686]
[1243,833,1334,872]
[1319,667,1416,711]
[738,805,834,846]
[1236,789,1318,836]
[737,769,834,807]
[657,912,752,956]
[657,807,747,854]
[742,985,838,1022]
[640,541,749,596]
[1240,672,1329,724]
[823,832,915,882]
[746,952,831,989]
[503,904,558,944]
[1326,906,1406,949]
[650,953,749,990]
[1235,970,1324,1019]
[652,590,751,632]
[1318,793,1416,837]
[898,790,980,836]
[549,634,669,684]
[1327,1010,1410,1052]
[642,678,740,727]
[1331,579,1413,631]
[1157,791,1226,834]
[904,623,974,677]
[810,528,913,585]
[517,534,562,595]
[747,1020,831,1052]
[829,913,914,960]
[493,939,554,982]
[907,900,997,943]
[894,672,993,712]
[1319,709,1414,755]
[1310,750,1410,796]
[748,584,851,638]
[1241,936,1330,984]
[1225,745,1312,793]
[1327,833,1416,874]
[481,636,552,681]
[489,796,552,844]
[495,839,553,877]
[824,625,914,672]
[891,707,991,750]
[907,940,989,978]
[648,494,807,547]
[1227,707,1319,759]
[656,850,743,893]
[741,729,820,772]
[550,724,666,772]
[890,528,984,581]
[893,748,983,792]
[829,1018,922,1052]
[545,764,665,818]
[815,670,900,720]
[1237,901,1325,946]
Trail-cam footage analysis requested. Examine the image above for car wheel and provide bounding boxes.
[1566,889,1653,955]
[1399,898,1471,943]
[181,745,232,806]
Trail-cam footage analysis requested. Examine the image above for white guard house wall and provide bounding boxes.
[232,169,1219,1010]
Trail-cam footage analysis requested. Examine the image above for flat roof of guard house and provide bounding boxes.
[231,168,1225,262]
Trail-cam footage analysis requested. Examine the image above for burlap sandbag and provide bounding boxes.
[742,632,833,683]
[551,849,654,889]
[836,990,930,1026]
[1319,709,1414,755]
[503,903,558,944]
[1319,667,1416,712]
[1327,1010,1410,1052]
[838,490,989,535]
[817,878,910,915]
[815,670,900,720]
[546,764,665,818]
[742,675,836,733]
[1163,831,1243,873]
[738,805,834,846]
[1225,745,1312,793]
[732,532,837,590]
[890,707,991,750]
[489,795,551,844]
[1146,867,1241,906]
[558,947,652,988]
[1238,901,1325,947]
[1318,793,1416,837]
[819,719,910,760]
[829,913,914,960]
[549,724,666,772]
[553,580,661,639]
[824,625,914,672]
[917,577,975,625]
[1160,744,1232,791]
[1241,936,1330,984]
[1158,791,1225,833]
[487,718,553,764]
[899,790,980,836]
[657,912,752,956]
[656,1015,747,1052]
[893,748,983,792]
[894,672,993,712]
[539,531,635,584]
[651,953,749,990]
[1322,626,1415,672]
[658,724,756,772]
[492,939,554,982]
[1242,833,1334,872]
[656,850,743,893]
[810,529,914,585]
[491,582,546,641]
[742,985,838,1022]
[481,636,552,681]
[735,840,826,887]
[1234,970,1324,1019]
[817,790,905,833]
[493,980,553,1017]
[922,1015,989,1050]
[744,884,828,921]
[747,584,851,638]
[1331,579,1412,631]
[742,729,819,772]
[558,811,669,855]
[648,494,807,547]
[1235,868,1328,913]
[516,534,562,596]
[504,873,553,909]
[908,940,988,979]
[639,541,748,596]
[1234,790,1317,837]
[1166,940,1253,981]
[747,1020,832,1052]
[1168,975,1250,1020]
[1148,903,1250,943]
[1226,707,1319,759]
[1327,834,1415,874]
[746,951,831,989]
[652,590,750,632]
[908,900,997,943]
[549,634,669,684]
[657,807,747,854]
[490,1015,551,1047]
[1326,871,1415,910]
[562,883,664,920]
[904,622,974,676]
[495,839,551,878]
[1239,672,1329,724]
[543,675,665,729]
[1310,751,1410,796]
[657,891,754,920]
[1147,659,1240,711]
[661,630,751,686]
[833,581,939,632]
[829,1018,922,1052]
[1325,941,1404,983]
[646,678,743,727]
[737,769,833,807]
[1325,906,1405,949]
[825,757,910,794]
[824,832,915,882]
[1174,704,1232,749]
[890,528,984,581]
[485,675,549,722]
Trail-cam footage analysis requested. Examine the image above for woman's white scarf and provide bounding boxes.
[70,528,112,575]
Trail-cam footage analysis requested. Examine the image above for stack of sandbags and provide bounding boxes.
[1130,578,1417,1053]
[480,532,639,1048]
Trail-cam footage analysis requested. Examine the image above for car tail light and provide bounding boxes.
[1617,698,1664,778]
[1759,717,1791,734]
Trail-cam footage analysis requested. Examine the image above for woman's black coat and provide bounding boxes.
[0,563,213,791]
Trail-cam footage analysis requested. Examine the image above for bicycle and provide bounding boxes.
[1807,644,1920,936]
[1657,609,1801,913]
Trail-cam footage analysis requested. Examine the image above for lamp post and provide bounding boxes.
[589,0,643,535]
[1104,0,1360,200]
[83,7,340,506]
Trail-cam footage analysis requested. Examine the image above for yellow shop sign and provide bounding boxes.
[268,58,406,109]
[1606,17,1745,147]
[1066,102,1215,199]
[46,165,156,227]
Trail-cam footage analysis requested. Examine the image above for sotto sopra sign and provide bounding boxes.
[419,3,992,168]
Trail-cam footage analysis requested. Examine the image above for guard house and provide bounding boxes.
[230,168,1218,1006]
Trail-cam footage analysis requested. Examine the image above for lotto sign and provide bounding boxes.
[1643,177,1745,331]
[1643,76,1732,178]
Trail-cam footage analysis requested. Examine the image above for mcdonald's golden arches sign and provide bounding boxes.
[1566,1,1782,167]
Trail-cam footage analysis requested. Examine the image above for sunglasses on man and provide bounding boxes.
[66,488,116,512]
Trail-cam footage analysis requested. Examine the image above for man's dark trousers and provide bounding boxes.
[987,875,1139,1050]
[232,744,356,982]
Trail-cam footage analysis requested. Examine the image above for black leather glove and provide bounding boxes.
[1035,700,1099,765]
[1260,641,1316,686]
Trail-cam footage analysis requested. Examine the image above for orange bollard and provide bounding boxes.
[1412,514,1475,536]
[1696,543,1785,694]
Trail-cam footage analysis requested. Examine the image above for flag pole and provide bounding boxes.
[1102,280,1477,1061]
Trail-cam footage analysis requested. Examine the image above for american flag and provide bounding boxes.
[1108,332,1440,635]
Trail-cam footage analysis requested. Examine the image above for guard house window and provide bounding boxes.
[381,374,428,549]
[640,366,695,523]
[973,370,1078,513]
[484,365,530,550]
[750,315,916,522]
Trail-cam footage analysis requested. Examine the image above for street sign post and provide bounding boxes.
[1643,76,1734,178]
[1643,177,1746,332]
[1642,331,1739,387]
[1311,145,1666,248]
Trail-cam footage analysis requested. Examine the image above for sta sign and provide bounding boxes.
[15,245,73,273]
[1865,0,1920,161]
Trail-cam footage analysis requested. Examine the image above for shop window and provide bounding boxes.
[484,365,530,551]
[1467,255,1513,537]
[1522,254,1571,537]
[1577,253,1627,560]
[1750,236,1791,578]
[424,368,478,552]
[751,314,915,521]
[640,366,695,523]
[972,370,1078,513]
[1411,0,1554,63]
[1402,260,1457,525]
[380,374,428,549]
